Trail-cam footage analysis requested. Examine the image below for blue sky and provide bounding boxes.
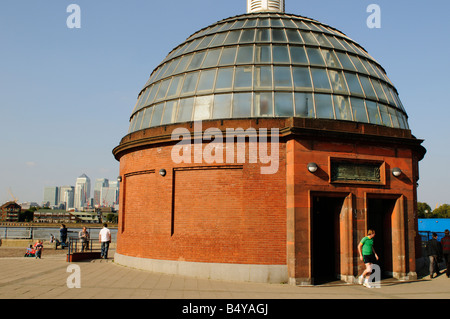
[0,0,449,207]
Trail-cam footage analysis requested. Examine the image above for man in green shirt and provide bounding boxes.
[357,229,379,288]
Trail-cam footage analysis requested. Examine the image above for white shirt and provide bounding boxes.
[99,227,111,242]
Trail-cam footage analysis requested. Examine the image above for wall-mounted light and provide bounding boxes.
[392,167,402,177]
[117,176,122,182]
[159,169,167,177]
[307,163,318,173]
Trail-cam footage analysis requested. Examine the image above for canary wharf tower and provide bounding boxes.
[113,0,425,285]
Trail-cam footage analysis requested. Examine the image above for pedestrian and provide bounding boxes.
[441,230,450,278]
[427,232,443,279]
[24,244,35,257]
[79,227,90,252]
[34,240,43,259]
[60,224,68,244]
[357,229,379,288]
[99,223,111,259]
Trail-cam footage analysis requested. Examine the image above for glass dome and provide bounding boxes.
[127,12,409,134]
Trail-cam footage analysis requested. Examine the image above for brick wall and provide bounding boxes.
[117,135,287,265]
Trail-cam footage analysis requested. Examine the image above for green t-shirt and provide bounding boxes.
[360,236,374,256]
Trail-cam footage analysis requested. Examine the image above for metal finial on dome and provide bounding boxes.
[247,0,285,13]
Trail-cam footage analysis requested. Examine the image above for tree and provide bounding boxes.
[19,207,37,222]
[417,202,432,218]
[105,213,118,223]
[432,204,450,218]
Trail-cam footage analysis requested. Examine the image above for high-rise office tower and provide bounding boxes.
[74,174,91,210]
[43,186,59,206]
[94,178,109,207]
[60,186,75,210]
[101,180,119,207]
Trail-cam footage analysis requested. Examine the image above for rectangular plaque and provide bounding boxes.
[331,161,381,183]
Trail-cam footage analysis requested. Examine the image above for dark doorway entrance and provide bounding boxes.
[311,196,345,285]
[367,198,396,278]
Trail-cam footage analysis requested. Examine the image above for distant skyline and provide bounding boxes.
[41,174,119,209]
[29,173,110,205]
[1,0,449,208]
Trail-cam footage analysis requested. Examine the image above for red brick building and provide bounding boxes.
[0,202,21,222]
[113,3,426,285]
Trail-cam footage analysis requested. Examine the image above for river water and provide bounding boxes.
[0,225,118,242]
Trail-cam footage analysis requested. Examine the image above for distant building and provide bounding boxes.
[60,186,75,210]
[0,202,21,222]
[74,174,91,210]
[94,178,109,207]
[70,211,99,223]
[43,186,59,206]
[33,209,75,223]
[101,181,119,207]
[19,202,40,210]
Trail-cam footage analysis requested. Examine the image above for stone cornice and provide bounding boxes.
[113,118,426,161]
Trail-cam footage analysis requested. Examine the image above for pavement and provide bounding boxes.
[0,251,449,301]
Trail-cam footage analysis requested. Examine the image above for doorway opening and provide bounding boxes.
[367,198,396,278]
[311,196,346,285]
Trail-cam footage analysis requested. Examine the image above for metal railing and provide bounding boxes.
[0,227,33,239]
[419,231,445,246]
[67,237,102,257]
[0,226,116,242]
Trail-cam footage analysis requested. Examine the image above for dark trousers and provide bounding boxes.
[429,255,439,276]
[101,242,110,259]
[444,253,450,277]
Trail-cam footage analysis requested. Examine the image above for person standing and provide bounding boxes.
[441,230,450,278]
[427,232,443,279]
[34,240,43,259]
[358,230,379,288]
[99,223,111,259]
[60,224,68,244]
[79,227,90,252]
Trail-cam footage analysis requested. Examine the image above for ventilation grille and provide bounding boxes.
[250,0,262,11]
[247,0,284,13]
[268,0,284,11]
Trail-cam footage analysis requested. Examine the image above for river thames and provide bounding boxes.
[0,225,117,242]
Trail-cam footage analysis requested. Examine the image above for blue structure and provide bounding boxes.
[418,219,450,241]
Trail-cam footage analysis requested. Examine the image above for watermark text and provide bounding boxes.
[171,121,280,175]
[67,4,81,29]
[367,4,381,29]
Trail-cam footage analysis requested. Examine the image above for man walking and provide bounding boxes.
[99,223,111,259]
[440,230,450,278]
[427,232,443,279]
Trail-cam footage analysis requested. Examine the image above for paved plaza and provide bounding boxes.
[0,252,449,300]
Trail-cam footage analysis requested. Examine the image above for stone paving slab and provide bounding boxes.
[0,253,449,302]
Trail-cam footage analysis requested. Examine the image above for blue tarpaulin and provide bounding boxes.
[418,219,450,232]
[418,219,450,242]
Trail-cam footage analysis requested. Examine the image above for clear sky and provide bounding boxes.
[0,0,449,208]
